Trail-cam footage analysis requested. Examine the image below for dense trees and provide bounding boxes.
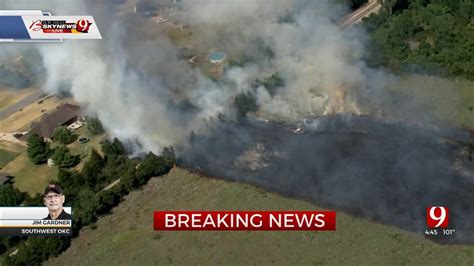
[234,92,258,116]
[51,145,80,168]
[364,0,474,79]
[0,185,25,206]
[52,126,76,145]
[81,148,106,190]
[6,136,176,265]
[86,117,104,135]
[26,134,50,164]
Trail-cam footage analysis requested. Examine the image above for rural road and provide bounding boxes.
[339,0,382,29]
[0,89,47,121]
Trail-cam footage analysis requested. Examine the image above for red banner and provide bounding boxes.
[154,211,336,231]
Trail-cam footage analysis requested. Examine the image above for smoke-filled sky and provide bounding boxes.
[0,0,394,153]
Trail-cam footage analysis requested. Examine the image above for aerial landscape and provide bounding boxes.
[0,0,473,265]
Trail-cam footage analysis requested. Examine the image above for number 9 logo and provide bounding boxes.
[76,19,92,33]
[427,206,449,228]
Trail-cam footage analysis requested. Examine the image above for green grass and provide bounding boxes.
[46,168,474,266]
[0,149,19,169]
[166,26,191,46]
[388,74,474,127]
[67,126,105,157]
[3,153,58,196]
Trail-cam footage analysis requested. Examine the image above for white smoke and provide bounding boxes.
[0,0,391,153]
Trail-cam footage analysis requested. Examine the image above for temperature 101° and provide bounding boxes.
[442,229,455,235]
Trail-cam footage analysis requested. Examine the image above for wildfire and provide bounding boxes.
[323,86,362,115]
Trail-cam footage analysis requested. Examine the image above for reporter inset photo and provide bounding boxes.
[43,184,72,220]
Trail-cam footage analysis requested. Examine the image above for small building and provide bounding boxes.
[0,172,13,184]
[19,103,81,142]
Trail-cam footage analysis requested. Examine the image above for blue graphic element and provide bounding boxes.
[0,16,30,39]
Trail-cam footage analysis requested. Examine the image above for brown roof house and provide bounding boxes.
[20,103,81,142]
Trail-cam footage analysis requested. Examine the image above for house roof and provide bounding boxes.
[20,103,81,140]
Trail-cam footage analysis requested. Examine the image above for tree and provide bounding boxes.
[136,148,176,182]
[51,145,80,168]
[86,116,104,135]
[234,92,258,116]
[81,148,105,190]
[101,138,126,159]
[259,72,285,97]
[8,237,70,265]
[380,0,397,16]
[52,126,76,145]
[73,188,99,226]
[57,169,85,202]
[27,134,50,164]
[97,190,121,215]
[0,185,25,206]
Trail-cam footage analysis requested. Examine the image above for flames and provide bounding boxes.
[323,86,362,116]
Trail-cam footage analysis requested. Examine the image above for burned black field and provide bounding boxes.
[180,115,474,244]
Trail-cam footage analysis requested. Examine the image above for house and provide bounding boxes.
[19,103,81,142]
[0,172,13,184]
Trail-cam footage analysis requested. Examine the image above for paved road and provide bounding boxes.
[0,89,47,121]
[339,0,382,29]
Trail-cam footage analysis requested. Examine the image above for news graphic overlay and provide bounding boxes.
[0,207,72,236]
[154,211,336,231]
[0,10,101,42]
[424,206,456,239]
[0,184,72,236]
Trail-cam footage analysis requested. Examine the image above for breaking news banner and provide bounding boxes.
[154,211,336,231]
[0,207,72,236]
[0,10,101,42]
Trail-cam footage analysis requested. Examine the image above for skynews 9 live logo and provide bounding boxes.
[29,19,93,33]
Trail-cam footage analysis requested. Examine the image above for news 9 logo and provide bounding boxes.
[76,19,92,33]
[426,206,449,228]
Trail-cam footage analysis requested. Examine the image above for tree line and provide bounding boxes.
[2,136,175,265]
[363,0,474,79]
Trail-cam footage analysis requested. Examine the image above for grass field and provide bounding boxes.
[0,87,35,110]
[166,26,191,46]
[67,127,105,157]
[388,75,474,128]
[46,168,474,266]
[2,153,58,195]
[0,96,70,133]
[0,149,19,169]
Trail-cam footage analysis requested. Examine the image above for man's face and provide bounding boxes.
[43,192,65,211]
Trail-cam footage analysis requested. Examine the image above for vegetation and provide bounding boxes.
[0,149,19,169]
[45,168,474,265]
[26,134,50,164]
[234,92,258,116]
[52,126,77,145]
[51,145,80,168]
[3,137,176,266]
[364,0,474,79]
[86,117,104,135]
[0,185,25,206]
[0,65,32,89]
[255,72,285,97]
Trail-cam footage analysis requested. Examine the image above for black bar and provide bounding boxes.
[0,227,72,236]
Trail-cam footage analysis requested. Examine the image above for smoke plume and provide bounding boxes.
[0,0,394,152]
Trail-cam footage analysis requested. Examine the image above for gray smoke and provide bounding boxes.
[0,0,396,153]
